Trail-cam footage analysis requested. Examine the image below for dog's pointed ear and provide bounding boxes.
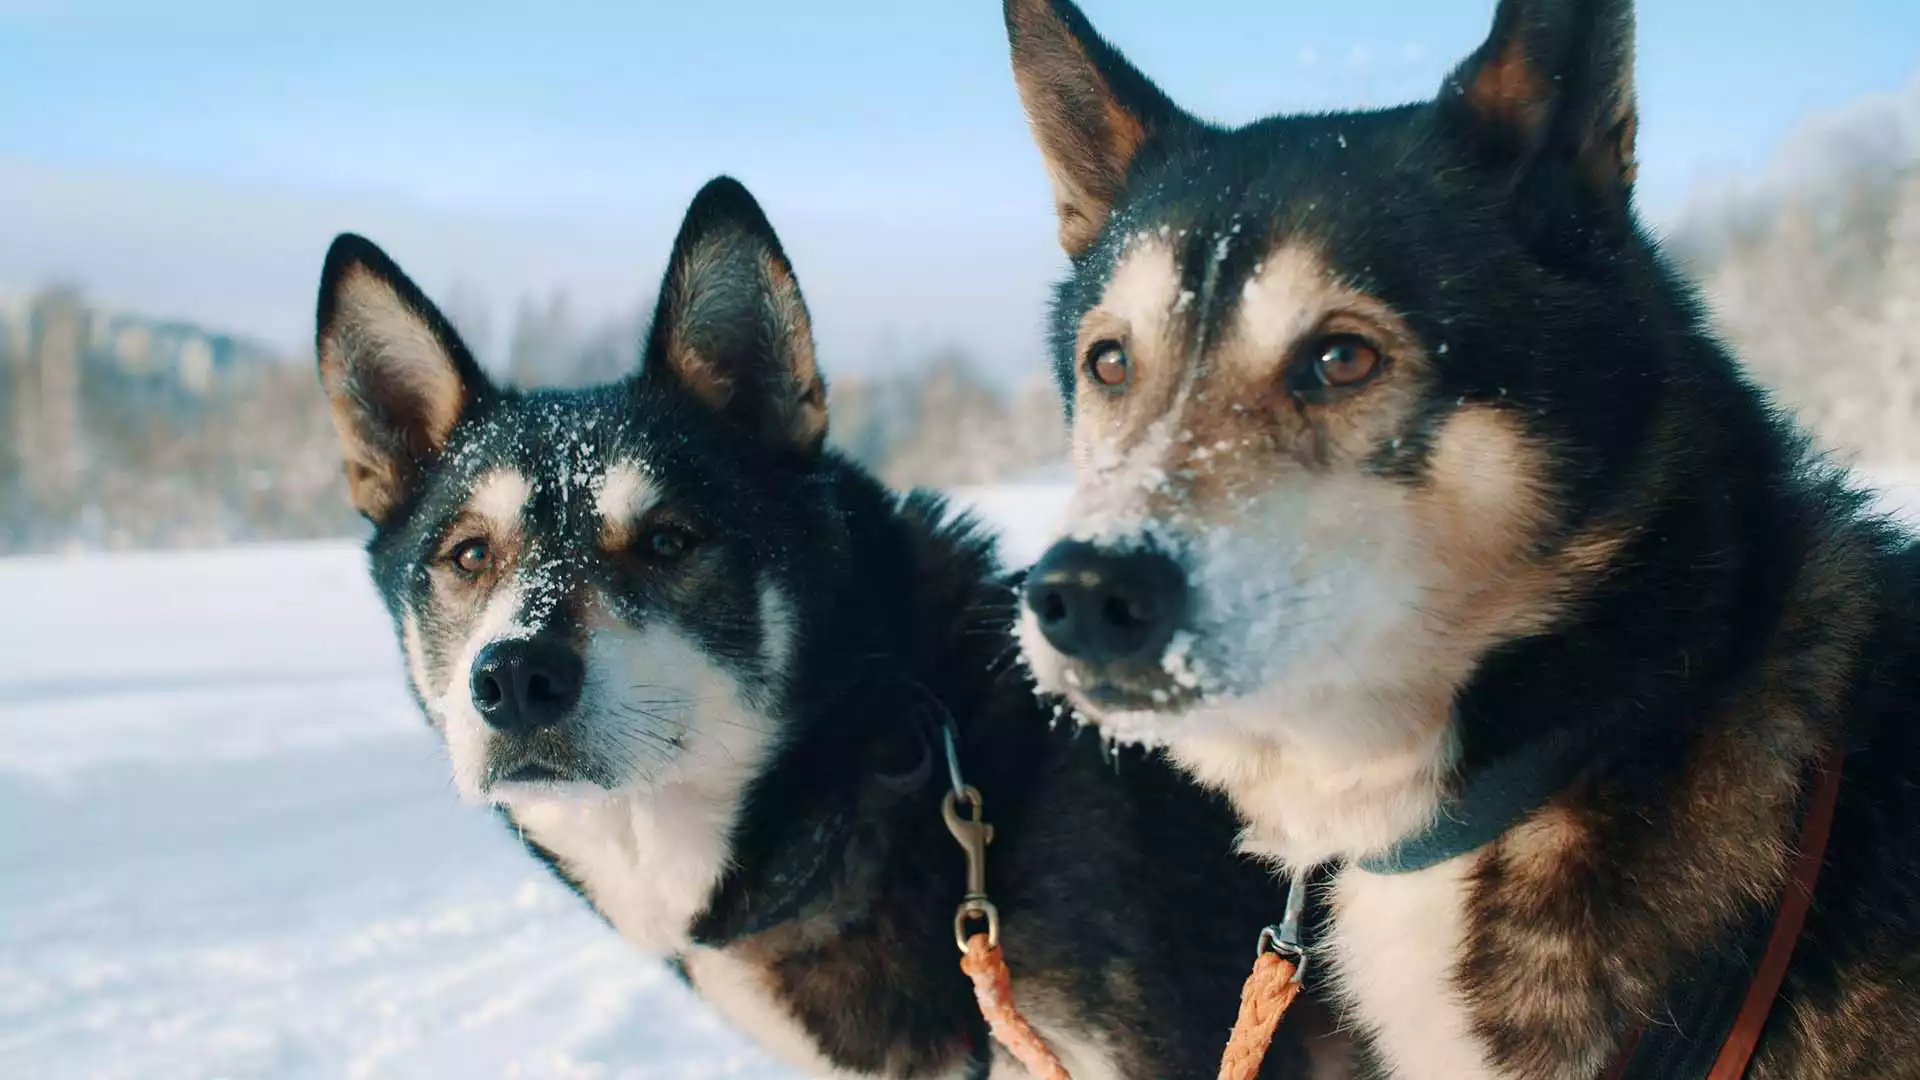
[315,234,490,524]
[1004,0,1183,257]
[643,176,827,457]
[1440,0,1638,217]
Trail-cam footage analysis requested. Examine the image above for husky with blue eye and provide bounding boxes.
[314,177,1348,1079]
[1003,0,1920,1076]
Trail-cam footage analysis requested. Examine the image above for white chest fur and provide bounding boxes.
[508,780,740,957]
[1328,856,1500,1080]
[512,796,1120,1079]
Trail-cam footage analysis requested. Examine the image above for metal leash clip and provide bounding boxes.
[1255,866,1311,985]
[940,723,1000,951]
[943,784,999,951]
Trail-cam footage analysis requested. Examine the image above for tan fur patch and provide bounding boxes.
[318,265,469,520]
[1006,0,1151,255]
[662,235,738,412]
[1406,406,1565,647]
[1497,803,1590,891]
[1462,32,1550,140]
[760,251,828,450]
[658,238,825,452]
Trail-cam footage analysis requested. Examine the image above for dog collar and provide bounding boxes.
[1355,722,1603,875]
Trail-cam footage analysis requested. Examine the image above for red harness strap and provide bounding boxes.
[1605,744,1845,1080]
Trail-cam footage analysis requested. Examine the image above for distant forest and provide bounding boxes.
[4,79,1918,552]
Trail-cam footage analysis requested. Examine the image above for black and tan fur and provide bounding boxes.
[1001,0,1920,1077]
[314,177,1348,1078]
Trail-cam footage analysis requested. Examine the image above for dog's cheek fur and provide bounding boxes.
[569,598,787,795]
[501,596,790,956]
[434,579,530,801]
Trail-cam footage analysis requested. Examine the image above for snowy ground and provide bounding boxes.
[0,486,1070,1080]
[3,479,1914,1080]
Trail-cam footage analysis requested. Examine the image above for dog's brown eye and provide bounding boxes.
[1313,335,1382,388]
[642,525,694,561]
[1087,342,1130,388]
[451,539,492,576]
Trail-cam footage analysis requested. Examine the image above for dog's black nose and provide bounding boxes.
[470,637,583,733]
[1025,540,1189,668]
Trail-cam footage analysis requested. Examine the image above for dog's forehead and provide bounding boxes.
[1088,227,1360,385]
[1091,109,1454,303]
[442,394,668,533]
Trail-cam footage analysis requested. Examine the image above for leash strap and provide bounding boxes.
[1605,742,1844,1080]
[1217,867,1311,1080]
[942,725,1073,1080]
[1217,954,1304,1080]
[962,933,1072,1080]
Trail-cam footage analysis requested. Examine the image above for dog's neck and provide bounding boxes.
[1226,365,1877,1078]
[694,483,1029,938]
[1177,356,1821,872]
[1172,702,1457,871]
[513,482,1036,1077]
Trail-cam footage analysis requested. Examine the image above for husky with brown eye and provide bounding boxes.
[1003,0,1920,1076]
[315,176,1351,1079]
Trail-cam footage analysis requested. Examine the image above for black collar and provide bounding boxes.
[1356,721,1604,875]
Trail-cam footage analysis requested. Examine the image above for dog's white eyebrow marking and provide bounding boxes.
[1230,243,1340,366]
[596,462,660,544]
[1097,240,1181,354]
[469,468,531,531]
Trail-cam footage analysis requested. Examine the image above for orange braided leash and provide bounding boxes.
[1216,949,1304,1080]
[942,773,1073,1080]
[1217,867,1312,1080]
[961,932,1072,1080]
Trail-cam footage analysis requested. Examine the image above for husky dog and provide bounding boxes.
[314,177,1343,1078]
[1002,0,1920,1076]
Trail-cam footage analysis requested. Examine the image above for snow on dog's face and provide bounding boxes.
[1019,239,1545,744]
[1005,0,1650,862]
[317,179,829,811]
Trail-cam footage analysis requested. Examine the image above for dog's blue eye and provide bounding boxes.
[1086,341,1130,389]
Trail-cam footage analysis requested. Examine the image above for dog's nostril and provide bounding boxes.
[473,673,504,708]
[527,673,557,703]
[1040,591,1069,624]
[1101,595,1134,629]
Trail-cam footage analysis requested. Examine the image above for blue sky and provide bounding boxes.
[1,0,1916,377]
